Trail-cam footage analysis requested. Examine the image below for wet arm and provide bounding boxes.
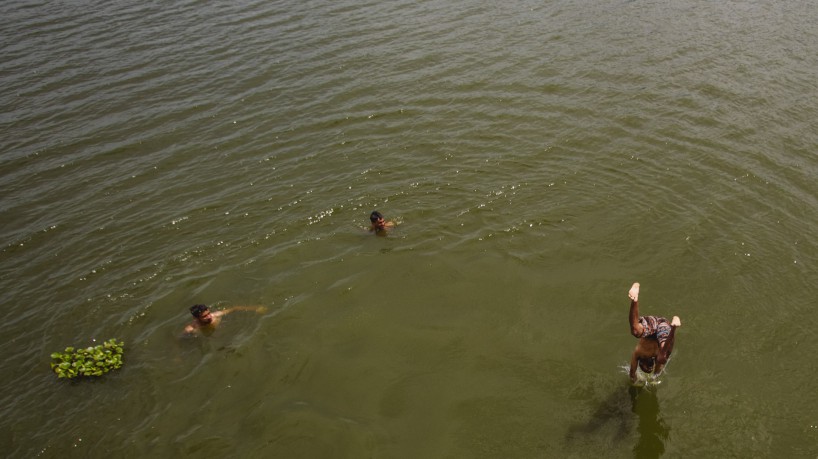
[629,350,639,382]
[222,305,266,315]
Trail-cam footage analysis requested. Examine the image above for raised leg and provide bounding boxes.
[628,283,644,338]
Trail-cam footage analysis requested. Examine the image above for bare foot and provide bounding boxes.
[628,283,640,302]
[671,316,681,327]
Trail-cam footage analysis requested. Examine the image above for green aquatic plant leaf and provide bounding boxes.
[50,339,125,379]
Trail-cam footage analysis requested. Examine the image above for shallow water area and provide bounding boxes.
[2,0,818,457]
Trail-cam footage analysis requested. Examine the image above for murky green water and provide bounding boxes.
[2,0,818,457]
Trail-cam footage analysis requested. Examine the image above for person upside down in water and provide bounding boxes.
[627,283,681,383]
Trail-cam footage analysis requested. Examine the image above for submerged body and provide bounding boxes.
[184,304,266,335]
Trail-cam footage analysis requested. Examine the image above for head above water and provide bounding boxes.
[370,211,384,223]
[189,304,210,318]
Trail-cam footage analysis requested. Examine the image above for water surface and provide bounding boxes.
[2,0,818,457]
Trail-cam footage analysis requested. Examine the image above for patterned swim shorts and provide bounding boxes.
[638,315,671,345]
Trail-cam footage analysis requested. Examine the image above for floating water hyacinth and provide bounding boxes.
[50,339,124,379]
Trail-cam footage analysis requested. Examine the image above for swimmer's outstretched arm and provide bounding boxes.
[222,305,267,315]
[368,221,396,232]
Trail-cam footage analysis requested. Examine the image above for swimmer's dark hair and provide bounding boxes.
[190,304,209,318]
[370,211,383,222]
[639,357,655,373]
